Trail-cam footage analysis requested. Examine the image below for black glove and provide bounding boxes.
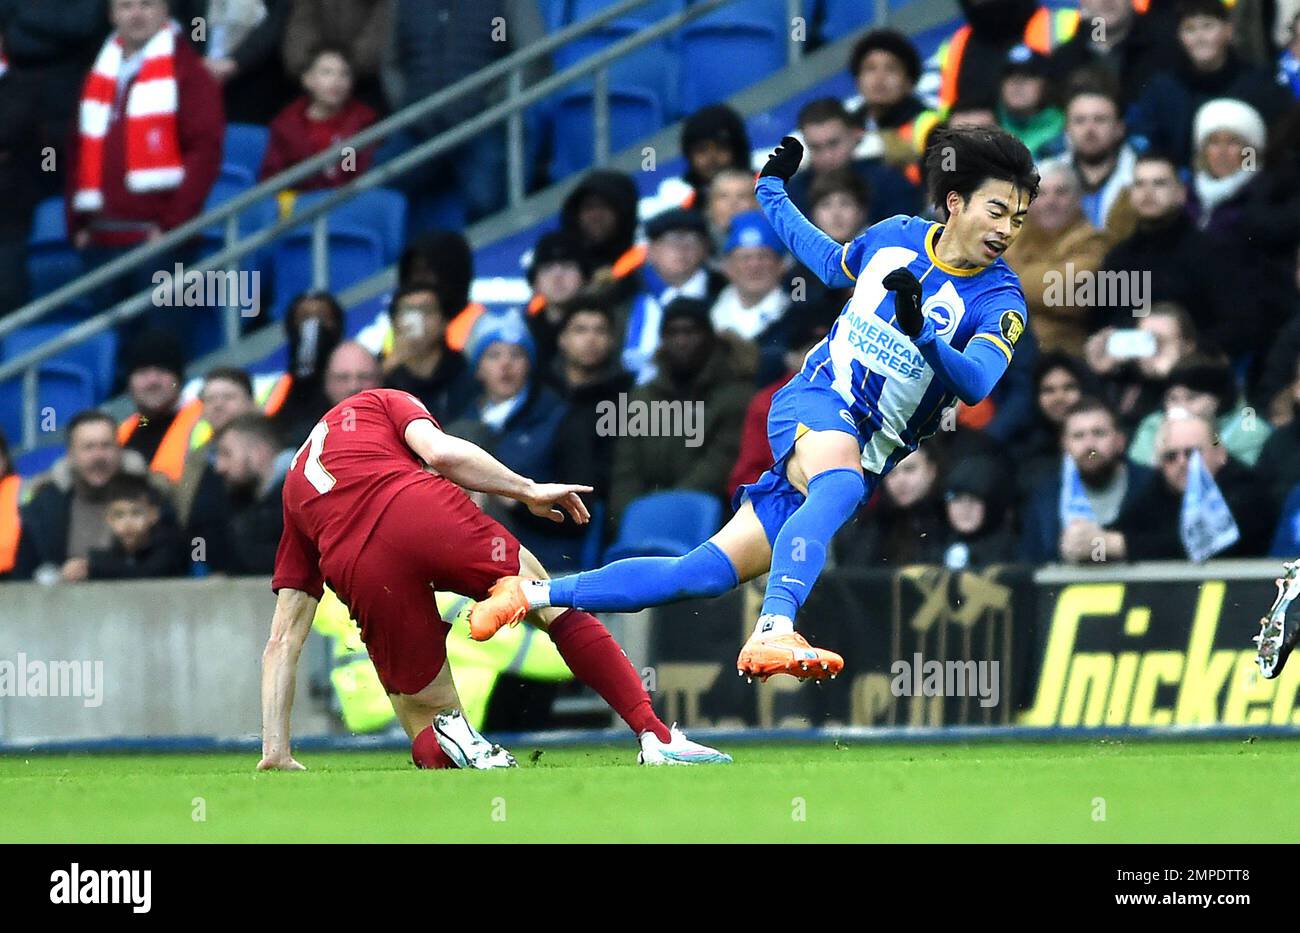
[759,135,804,182]
[883,267,924,338]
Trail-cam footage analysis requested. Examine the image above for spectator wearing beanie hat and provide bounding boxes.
[117,329,205,483]
[446,311,573,567]
[710,211,792,384]
[1187,97,1267,236]
[526,230,594,367]
[608,296,755,522]
[1126,354,1271,468]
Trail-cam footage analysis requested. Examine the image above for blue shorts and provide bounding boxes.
[731,375,880,545]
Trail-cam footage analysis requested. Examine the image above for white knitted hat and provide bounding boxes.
[1193,98,1267,153]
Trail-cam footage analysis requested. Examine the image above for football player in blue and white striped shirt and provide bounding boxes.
[472,127,1040,684]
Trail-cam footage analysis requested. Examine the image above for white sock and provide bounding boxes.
[521,578,551,610]
[753,613,794,637]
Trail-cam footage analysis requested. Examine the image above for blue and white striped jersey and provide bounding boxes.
[800,213,1028,474]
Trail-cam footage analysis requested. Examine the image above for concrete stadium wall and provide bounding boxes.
[0,578,334,745]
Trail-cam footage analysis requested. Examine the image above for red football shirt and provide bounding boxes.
[271,388,444,598]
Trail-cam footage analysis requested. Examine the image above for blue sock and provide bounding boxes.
[761,468,865,621]
[547,540,739,611]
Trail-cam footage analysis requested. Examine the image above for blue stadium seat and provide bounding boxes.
[223,123,270,179]
[819,0,873,41]
[291,188,408,263]
[1270,485,1300,557]
[554,24,678,117]
[551,86,663,180]
[569,0,686,23]
[269,228,386,320]
[604,490,723,561]
[2,325,117,398]
[679,22,786,114]
[219,162,256,188]
[14,443,65,478]
[26,197,89,311]
[0,362,96,447]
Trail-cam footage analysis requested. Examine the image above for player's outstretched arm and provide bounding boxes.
[404,419,593,524]
[754,137,854,289]
[258,587,318,772]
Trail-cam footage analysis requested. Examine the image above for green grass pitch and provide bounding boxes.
[4,738,1299,842]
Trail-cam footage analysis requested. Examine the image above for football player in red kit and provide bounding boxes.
[259,388,730,770]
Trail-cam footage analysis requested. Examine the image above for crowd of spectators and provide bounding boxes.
[4,0,1300,583]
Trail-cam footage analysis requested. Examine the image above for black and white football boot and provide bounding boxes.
[1254,560,1300,679]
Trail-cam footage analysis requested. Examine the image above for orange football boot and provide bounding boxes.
[736,631,844,682]
[468,576,531,641]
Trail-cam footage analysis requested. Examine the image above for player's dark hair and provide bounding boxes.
[797,97,856,130]
[389,280,447,318]
[807,166,872,213]
[848,29,922,85]
[1176,0,1229,23]
[302,42,355,77]
[1063,395,1120,431]
[66,409,116,443]
[218,413,282,450]
[203,367,254,399]
[0,428,11,478]
[922,126,1039,220]
[103,472,158,508]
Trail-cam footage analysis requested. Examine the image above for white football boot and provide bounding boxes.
[637,724,732,766]
[433,710,517,769]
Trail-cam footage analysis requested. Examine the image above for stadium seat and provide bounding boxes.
[1269,485,1300,557]
[679,22,786,114]
[223,123,270,179]
[219,162,257,188]
[569,0,686,23]
[554,24,678,117]
[26,196,89,311]
[550,86,664,180]
[269,228,386,320]
[2,325,117,398]
[819,0,873,40]
[604,490,723,561]
[291,188,408,263]
[0,362,96,447]
[13,443,65,478]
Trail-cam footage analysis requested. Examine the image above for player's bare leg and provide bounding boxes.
[397,663,516,769]
[734,429,854,683]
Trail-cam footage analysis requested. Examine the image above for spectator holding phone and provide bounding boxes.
[1084,302,1199,431]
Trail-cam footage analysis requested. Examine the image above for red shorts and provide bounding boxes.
[332,483,521,696]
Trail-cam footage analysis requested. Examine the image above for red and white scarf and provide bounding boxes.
[74,24,184,213]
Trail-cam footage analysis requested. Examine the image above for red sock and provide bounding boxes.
[548,609,671,743]
[412,725,456,769]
